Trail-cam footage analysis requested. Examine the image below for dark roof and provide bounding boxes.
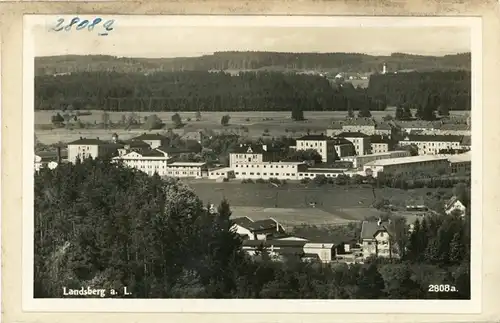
[296,134,331,141]
[439,123,470,131]
[119,140,151,148]
[398,121,442,129]
[68,138,113,145]
[232,217,255,228]
[156,145,193,154]
[331,138,354,145]
[247,219,280,231]
[242,240,308,248]
[232,144,266,154]
[401,135,464,142]
[36,150,68,159]
[131,133,168,141]
[141,149,166,157]
[337,132,369,138]
[360,221,395,240]
[369,135,391,144]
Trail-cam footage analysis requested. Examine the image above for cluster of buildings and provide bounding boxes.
[230,216,398,263]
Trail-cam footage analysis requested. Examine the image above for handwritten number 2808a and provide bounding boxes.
[53,17,114,35]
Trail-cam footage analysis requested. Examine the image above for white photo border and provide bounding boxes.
[22,14,483,313]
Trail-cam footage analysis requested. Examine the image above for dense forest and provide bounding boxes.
[34,70,470,113]
[35,52,471,75]
[34,158,470,299]
[35,71,386,112]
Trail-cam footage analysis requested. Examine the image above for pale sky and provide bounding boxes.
[34,25,471,58]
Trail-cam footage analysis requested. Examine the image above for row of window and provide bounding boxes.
[234,164,296,169]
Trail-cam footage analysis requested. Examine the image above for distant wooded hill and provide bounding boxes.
[35,51,471,75]
[34,70,471,112]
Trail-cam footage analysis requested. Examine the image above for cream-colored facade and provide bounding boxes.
[362,230,394,259]
[113,151,170,176]
[370,142,389,154]
[448,152,472,174]
[398,135,464,155]
[165,162,208,178]
[338,134,371,156]
[229,146,265,167]
[295,136,337,163]
[68,139,121,164]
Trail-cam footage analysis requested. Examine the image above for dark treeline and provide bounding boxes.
[35,52,471,75]
[368,71,471,110]
[35,70,470,113]
[34,158,470,299]
[35,71,385,112]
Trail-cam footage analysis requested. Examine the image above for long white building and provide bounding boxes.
[363,155,450,177]
[233,161,308,180]
[341,150,410,168]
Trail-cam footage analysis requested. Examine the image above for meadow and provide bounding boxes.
[34,109,469,145]
[185,181,450,228]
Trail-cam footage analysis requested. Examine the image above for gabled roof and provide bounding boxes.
[337,131,369,138]
[232,217,282,232]
[444,196,465,210]
[360,221,395,240]
[231,144,266,154]
[118,140,151,148]
[141,149,166,157]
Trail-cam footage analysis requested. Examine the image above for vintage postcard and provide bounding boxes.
[22,14,483,313]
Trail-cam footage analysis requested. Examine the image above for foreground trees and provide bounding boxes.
[34,159,470,299]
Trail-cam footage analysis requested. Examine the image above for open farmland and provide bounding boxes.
[34,109,470,145]
[184,181,452,226]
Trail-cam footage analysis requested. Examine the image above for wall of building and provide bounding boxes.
[363,158,450,177]
[398,140,462,155]
[295,140,336,163]
[344,137,371,156]
[233,163,306,180]
[68,145,100,163]
[371,143,389,154]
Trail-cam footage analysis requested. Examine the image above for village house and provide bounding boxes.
[360,220,398,260]
[165,162,209,178]
[231,217,286,241]
[444,196,467,216]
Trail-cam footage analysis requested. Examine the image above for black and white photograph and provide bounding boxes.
[24,15,481,312]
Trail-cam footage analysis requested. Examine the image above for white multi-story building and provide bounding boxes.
[229,144,281,167]
[165,162,208,178]
[398,135,465,155]
[113,149,170,176]
[233,161,308,180]
[341,150,410,168]
[331,138,356,158]
[68,137,123,164]
[336,132,371,156]
[363,155,450,177]
[295,134,337,163]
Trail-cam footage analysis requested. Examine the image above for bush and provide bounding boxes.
[255,178,268,184]
[300,178,311,184]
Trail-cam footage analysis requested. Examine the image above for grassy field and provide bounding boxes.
[185,181,450,227]
[34,109,470,145]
